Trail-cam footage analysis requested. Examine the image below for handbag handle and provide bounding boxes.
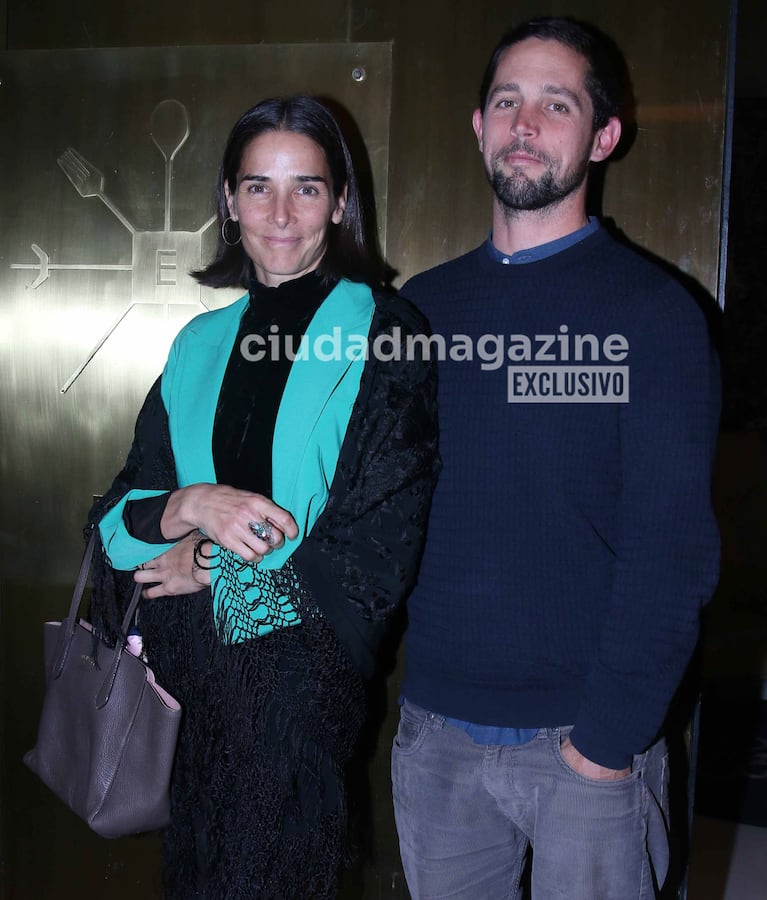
[52,529,144,708]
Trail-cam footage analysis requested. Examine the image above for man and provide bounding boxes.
[392,17,720,900]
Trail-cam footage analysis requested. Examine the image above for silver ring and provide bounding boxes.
[248,520,275,545]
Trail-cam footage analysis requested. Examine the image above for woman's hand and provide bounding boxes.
[160,484,299,562]
[134,531,208,599]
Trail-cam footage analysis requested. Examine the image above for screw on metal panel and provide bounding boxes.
[351,67,366,83]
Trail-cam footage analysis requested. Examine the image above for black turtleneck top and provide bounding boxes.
[124,270,334,542]
[213,271,332,495]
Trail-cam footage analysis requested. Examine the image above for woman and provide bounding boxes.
[88,96,439,899]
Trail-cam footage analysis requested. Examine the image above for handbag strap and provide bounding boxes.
[53,528,143,688]
[95,580,143,708]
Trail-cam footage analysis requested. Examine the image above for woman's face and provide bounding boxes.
[225,129,346,288]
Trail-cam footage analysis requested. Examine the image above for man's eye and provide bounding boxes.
[297,185,319,196]
[497,99,517,109]
[548,103,569,113]
[246,183,267,193]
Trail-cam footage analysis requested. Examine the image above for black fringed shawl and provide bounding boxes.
[86,287,439,899]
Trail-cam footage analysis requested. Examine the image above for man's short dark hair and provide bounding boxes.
[479,17,629,131]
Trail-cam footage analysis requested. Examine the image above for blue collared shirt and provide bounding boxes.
[485,216,601,266]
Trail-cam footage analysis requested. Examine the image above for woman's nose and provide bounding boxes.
[269,194,293,227]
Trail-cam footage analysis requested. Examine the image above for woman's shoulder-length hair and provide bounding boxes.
[193,95,383,289]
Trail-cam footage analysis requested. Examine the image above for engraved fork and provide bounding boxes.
[57,147,135,233]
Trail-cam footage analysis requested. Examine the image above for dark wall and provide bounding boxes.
[735,0,767,97]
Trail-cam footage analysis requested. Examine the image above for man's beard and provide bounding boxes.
[488,142,589,212]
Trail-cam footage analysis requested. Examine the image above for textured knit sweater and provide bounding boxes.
[401,227,721,769]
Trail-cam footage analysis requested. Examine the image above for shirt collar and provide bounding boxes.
[485,216,601,266]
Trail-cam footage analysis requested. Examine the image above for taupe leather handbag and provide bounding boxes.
[24,530,181,838]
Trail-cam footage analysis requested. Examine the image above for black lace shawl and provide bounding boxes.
[85,287,439,898]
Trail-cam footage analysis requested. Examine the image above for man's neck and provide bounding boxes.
[490,192,590,257]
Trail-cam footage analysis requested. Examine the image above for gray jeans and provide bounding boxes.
[391,700,669,900]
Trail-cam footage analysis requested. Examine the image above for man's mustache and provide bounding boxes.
[493,142,552,167]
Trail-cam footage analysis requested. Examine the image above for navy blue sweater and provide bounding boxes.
[401,228,721,769]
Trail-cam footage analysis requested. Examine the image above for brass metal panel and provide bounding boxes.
[593,0,728,296]
[6,0,349,49]
[0,42,391,580]
[352,0,518,284]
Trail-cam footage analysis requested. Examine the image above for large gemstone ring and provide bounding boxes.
[248,520,275,545]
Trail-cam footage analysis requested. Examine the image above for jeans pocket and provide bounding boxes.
[393,701,432,755]
[555,730,638,786]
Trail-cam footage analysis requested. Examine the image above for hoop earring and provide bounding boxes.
[221,216,241,247]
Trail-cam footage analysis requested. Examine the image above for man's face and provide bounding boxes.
[473,38,610,214]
